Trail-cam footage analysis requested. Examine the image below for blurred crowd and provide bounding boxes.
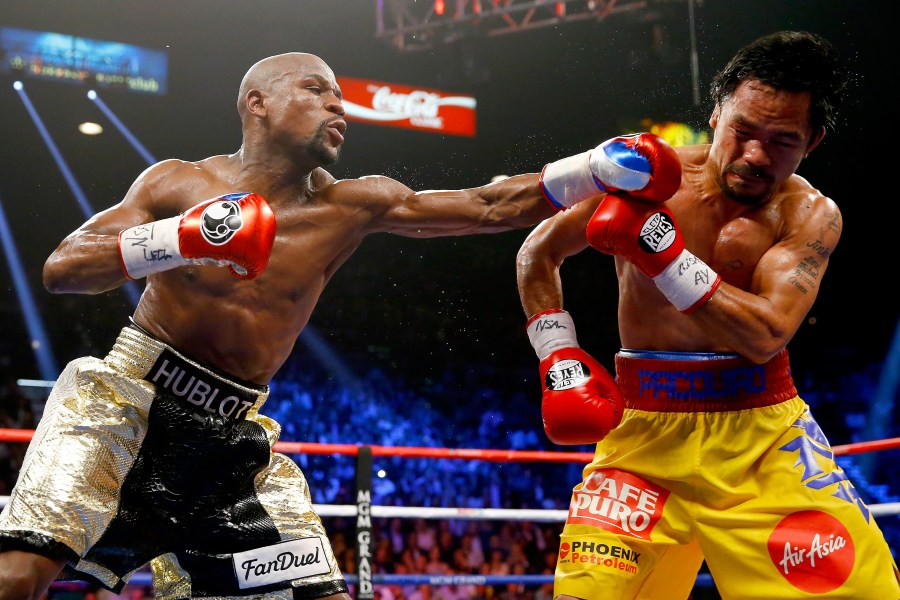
[0,347,897,600]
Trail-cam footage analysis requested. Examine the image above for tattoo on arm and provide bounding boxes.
[789,255,821,294]
[825,210,841,235]
[786,208,838,295]
[806,239,830,259]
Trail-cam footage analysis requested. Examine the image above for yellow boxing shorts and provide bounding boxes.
[554,348,900,600]
[0,323,348,600]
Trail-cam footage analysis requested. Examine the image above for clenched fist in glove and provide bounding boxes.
[118,192,276,281]
[586,194,720,313]
[526,309,623,445]
[539,132,681,210]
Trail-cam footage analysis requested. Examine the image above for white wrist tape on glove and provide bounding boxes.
[652,248,721,313]
[118,217,188,280]
[540,151,603,210]
[526,309,579,360]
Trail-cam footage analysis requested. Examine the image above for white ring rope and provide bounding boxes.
[314,504,571,521]
[1,497,897,517]
[313,503,900,520]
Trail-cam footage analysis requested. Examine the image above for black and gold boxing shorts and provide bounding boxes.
[0,323,348,599]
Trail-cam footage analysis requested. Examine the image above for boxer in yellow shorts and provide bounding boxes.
[517,31,900,600]
[553,350,900,599]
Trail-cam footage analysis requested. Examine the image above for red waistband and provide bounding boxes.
[614,348,797,412]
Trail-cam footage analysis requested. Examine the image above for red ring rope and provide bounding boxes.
[1,428,898,461]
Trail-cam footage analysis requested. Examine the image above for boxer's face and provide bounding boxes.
[709,80,821,205]
[269,56,347,166]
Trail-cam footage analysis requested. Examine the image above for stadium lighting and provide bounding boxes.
[78,122,103,135]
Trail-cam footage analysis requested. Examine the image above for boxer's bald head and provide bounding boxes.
[237,52,336,121]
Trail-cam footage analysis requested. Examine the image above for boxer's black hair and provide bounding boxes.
[710,31,847,133]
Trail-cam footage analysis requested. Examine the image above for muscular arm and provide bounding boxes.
[43,160,187,294]
[692,194,842,363]
[516,197,602,317]
[357,132,679,237]
[362,173,558,237]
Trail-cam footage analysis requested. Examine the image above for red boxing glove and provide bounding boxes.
[527,309,623,445]
[540,132,681,210]
[539,347,624,445]
[586,194,720,313]
[119,192,276,280]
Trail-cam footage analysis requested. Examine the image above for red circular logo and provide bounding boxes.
[559,542,570,560]
[767,510,855,593]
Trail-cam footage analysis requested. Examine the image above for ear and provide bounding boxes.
[805,126,826,155]
[246,89,266,117]
[709,104,720,130]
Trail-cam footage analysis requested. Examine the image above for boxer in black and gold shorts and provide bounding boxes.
[0,323,348,599]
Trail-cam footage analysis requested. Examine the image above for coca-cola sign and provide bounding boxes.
[338,76,476,137]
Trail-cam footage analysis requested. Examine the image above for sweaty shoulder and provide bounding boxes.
[125,155,236,216]
[777,174,841,239]
[322,173,411,215]
[674,143,710,170]
[778,173,830,204]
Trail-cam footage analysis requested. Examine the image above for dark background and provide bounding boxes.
[0,0,894,403]
[1,3,898,594]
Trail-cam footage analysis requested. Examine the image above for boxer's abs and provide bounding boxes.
[132,309,303,385]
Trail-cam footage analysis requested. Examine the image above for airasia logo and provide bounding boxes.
[767,510,854,593]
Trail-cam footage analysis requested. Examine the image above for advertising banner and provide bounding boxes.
[338,76,476,137]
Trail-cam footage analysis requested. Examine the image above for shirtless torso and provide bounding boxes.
[42,53,554,385]
[519,82,841,365]
[14,52,556,600]
[515,34,900,599]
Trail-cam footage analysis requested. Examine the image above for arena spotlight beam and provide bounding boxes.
[0,197,59,381]
[858,322,900,481]
[87,90,157,165]
[12,81,142,308]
